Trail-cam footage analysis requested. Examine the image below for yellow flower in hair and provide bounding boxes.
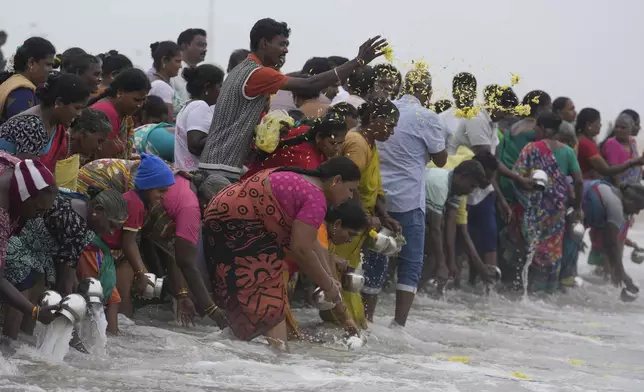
[531,96,540,104]
[510,73,520,86]
[381,45,394,63]
[412,59,429,72]
[514,104,531,116]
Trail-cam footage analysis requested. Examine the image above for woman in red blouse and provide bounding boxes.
[244,105,356,179]
[576,108,644,179]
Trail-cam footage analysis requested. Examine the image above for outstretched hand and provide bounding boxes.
[356,36,388,65]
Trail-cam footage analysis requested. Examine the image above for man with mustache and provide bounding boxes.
[172,28,208,109]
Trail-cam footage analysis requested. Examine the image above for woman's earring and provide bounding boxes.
[92,213,97,216]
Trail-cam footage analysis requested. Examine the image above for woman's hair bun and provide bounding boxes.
[182,67,199,83]
[149,42,160,55]
[53,54,63,69]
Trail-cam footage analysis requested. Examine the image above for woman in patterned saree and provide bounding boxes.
[3,186,127,339]
[202,156,361,348]
[499,113,584,292]
[77,156,228,329]
[0,155,57,336]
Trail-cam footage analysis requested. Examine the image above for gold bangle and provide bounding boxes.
[356,58,365,67]
[205,303,218,316]
[31,305,38,320]
[176,289,189,298]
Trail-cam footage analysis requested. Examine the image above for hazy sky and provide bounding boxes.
[2,0,642,134]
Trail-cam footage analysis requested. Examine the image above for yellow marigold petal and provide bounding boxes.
[511,371,532,380]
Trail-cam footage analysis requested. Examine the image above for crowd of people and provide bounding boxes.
[0,17,643,352]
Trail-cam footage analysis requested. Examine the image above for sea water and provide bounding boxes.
[35,317,74,363]
[76,303,108,356]
[3,225,644,391]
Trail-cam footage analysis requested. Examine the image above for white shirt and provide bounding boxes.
[332,94,365,110]
[439,107,461,147]
[446,109,499,205]
[149,80,175,104]
[174,100,214,171]
[331,86,350,105]
[170,62,192,110]
[378,95,446,214]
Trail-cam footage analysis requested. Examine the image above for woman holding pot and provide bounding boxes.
[0,155,58,337]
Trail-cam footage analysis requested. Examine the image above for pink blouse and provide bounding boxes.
[269,171,327,228]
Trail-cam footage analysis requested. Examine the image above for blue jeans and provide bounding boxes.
[362,208,426,294]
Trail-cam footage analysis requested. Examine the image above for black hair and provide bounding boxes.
[70,108,112,135]
[275,155,360,182]
[537,112,563,133]
[374,63,402,83]
[497,87,519,109]
[177,28,207,46]
[620,183,644,207]
[522,90,551,118]
[54,47,88,70]
[88,68,151,105]
[433,99,452,114]
[0,31,7,39]
[98,50,133,78]
[575,108,601,134]
[454,159,486,184]
[301,57,333,75]
[227,49,250,72]
[36,72,90,108]
[183,64,225,98]
[88,188,128,222]
[621,109,640,124]
[327,56,349,67]
[277,112,348,150]
[63,53,100,76]
[150,41,182,71]
[249,18,291,52]
[358,98,400,126]
[552,96,570,114]
[453,72,477,92]
[291,73,321,101]
[0,37,55,83]
[472,151,498,171]
[140,95,168,119]
[347,66,375,97]
[325,199,368,231]
[328,102,359,121]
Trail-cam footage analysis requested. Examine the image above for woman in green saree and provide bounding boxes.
[498,90,553,205]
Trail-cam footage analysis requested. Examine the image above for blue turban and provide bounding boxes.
[134,154,175,190]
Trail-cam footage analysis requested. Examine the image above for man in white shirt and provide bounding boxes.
[172,28,208,108]
[368,69,447,327]
[331,65,375,110]
[439,72,478,146]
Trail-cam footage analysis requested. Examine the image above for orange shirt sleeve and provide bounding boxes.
[244,66,288,97]
[317,223,329,249]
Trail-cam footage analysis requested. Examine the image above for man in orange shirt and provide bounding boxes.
[199,17,387,182]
